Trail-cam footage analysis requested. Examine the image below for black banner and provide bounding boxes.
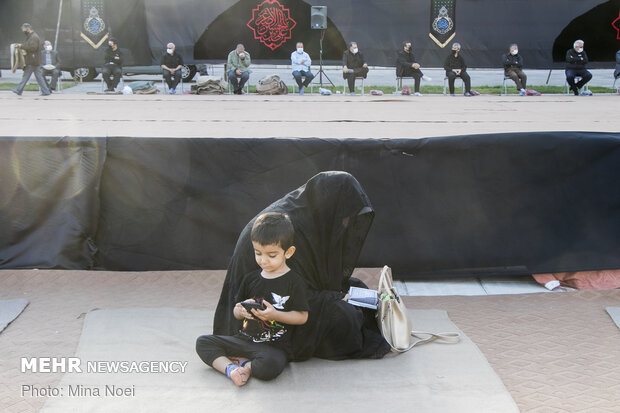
[429,0,456,48]
[80,0,108,49]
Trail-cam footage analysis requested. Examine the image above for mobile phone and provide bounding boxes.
[241,301,265,312]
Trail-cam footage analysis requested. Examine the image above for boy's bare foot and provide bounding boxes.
[229,365,251,386]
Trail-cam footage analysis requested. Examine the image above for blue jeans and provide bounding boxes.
[227,70,249,93]
[16,65,50,94]
[292,70,314,88]
[565,69,592,94]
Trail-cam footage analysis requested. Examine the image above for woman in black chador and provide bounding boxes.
[213,171,389,361]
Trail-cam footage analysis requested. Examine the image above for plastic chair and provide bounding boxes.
[500,76,510,95]
[162,75,183,94]
[443,76,465,95]
[565,76,589,95]
[395,76,417,93]
[343,75,365,95]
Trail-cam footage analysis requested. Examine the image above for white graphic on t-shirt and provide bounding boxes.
[271,292,290,310]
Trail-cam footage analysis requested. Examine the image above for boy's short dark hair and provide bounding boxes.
[251,212,294,250]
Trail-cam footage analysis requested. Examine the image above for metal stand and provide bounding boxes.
[315,29,334,87]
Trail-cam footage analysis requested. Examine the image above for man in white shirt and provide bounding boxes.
[290,42,314,95]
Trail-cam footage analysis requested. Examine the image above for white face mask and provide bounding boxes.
[297,47,303,54]
[238,52,244,57]
[45,45,53,51]
[511,49,518,55]
[352,48,358,54]
[576,47,583,53]
[167,48,173,55]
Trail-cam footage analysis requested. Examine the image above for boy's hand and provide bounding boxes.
[235,300,256,320]
[252,300,277,321]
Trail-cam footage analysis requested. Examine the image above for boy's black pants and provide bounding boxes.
[196,334,287,381]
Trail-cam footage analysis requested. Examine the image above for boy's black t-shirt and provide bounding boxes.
[237,269,308,351]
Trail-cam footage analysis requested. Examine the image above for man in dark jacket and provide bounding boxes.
[11,23,51,96]
[444,42,471,96]
[565,40,592,96]
[396,41,431,96]
[502,43,527,95]
[613,49,620,80]
[41,40,61,91]
[161,42,184,94]
[102,37,123,92]
[342,42,368,95]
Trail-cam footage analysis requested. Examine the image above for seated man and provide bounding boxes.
[41,40,61,91]
[565,39,592,96]
[502,43,527,96]
[102,37,122,92]
[342,42,368,95]
[291,42,314,95]
[444,42,471,96]
[227,44,251,95]
[396,41,430,96]
[161,42,183,94]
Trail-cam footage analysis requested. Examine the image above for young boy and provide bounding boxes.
[196,212,309,386]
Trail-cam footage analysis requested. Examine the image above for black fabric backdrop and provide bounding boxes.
[1,133,619,278]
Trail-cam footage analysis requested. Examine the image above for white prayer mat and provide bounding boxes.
[0,298,29,333]
[606,307,620,330]
[41,307,518,413]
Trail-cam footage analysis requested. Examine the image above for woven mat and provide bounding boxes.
[40,307,517,413]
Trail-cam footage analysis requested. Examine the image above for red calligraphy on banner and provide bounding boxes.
[612,10,620,39]
[247,0,296,50]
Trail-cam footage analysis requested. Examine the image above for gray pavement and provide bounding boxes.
[2,65,618,94]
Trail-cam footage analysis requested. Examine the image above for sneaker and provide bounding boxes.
[414,92,422,96]
[349,92,356,96]
[580,90,593,96]
[11,89,22,96]
[518,89,526,96]
[169,88,176,94]
[299,86,304,96]
[39,92,51,96]
[422,75,432,82]
[464,92,471,97]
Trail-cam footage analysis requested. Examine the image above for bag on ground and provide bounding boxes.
[256,74,288,95]
[376,265,461,352]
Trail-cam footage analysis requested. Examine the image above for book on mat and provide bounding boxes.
[347,286,379,309]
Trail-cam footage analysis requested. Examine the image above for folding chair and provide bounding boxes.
[224,64,250,94]
[500,75,510,95]
[101,73,124,92]
[395,76,417,93]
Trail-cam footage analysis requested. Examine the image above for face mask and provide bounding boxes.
[511,49,518,55]
[352,48,358,54]
[297,47,303,54]
[167,48,173,55]
[45,45,53,51]
[238,52,244,57]
[576,47,583,53]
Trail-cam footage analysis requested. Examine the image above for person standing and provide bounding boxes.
[227,44,251,95]
[342,42,369,95]
[291,42,314,95]
[161,42,184,94]
[41,40,61,91]
[396,41,431,96]
[102,37,123,92]
[565,40,592,96]
[502,44,527,96]
[444,42,471,96]
[11,23,50,96]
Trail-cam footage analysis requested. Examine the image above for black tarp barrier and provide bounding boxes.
[2,0,620,71]
[1,133,619,278]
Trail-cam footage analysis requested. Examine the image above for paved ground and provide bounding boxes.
[1,269,620,413]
